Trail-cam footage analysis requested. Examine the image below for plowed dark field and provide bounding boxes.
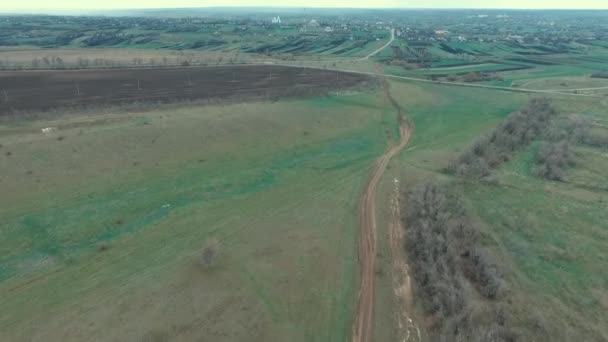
[0,65,367,114]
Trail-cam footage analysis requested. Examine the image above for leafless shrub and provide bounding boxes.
[582,134,608,148]
[545,116,608,149]
[464,248,509,299]
[536,141,575,181]
[447,98,557,178]
[577,123,608,148]
[402,183,512,340]
[200,238,221,267]
[441,304,518,342]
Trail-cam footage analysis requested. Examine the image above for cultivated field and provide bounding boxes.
[0,65,368,114]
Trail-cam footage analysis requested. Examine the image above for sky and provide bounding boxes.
[0,0,606,12]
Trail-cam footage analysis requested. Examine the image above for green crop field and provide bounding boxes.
[0,92,393,342]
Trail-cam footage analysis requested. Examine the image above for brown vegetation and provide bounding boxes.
[535,141,575,181]
[447,98,557,178]
[402,183,515,341]
[463,72,504,83]
[535,115,608,180]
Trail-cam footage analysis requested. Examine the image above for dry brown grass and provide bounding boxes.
[0,47,263,70]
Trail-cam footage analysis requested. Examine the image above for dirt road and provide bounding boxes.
[351,80,410,342]
[358,29,395,61]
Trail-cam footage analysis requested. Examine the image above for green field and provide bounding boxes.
[377,80,608,341]
[2,9,608,341]
[513,76,608,90]
[0,92,394,341]
[1,63,607,341]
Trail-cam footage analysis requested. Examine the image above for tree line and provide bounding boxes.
[402,183,516,341]
[446,98,557,179]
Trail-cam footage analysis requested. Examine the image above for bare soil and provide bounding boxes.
[0,65,368,115]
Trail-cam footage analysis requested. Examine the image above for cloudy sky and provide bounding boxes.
[1,0,606,11]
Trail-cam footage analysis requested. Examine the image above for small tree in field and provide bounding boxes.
[200,238,221,267]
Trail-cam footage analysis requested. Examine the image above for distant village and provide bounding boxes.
[0,10,605,56]
[255,12,604,48]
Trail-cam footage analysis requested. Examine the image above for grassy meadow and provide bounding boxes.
[0,54,606,341]
[0,92,392,341]
[377,80,608,341]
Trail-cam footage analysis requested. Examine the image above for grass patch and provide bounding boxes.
[387,81,608,341]
[0,92,389,341]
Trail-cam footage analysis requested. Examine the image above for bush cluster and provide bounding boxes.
[536,116,608,180]
[573,120,608,148]
[447,98,556,178]
[463,72,504,83]
[535,141,575,181]
[402,183,513,340]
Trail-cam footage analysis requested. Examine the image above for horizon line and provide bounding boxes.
[2,6,608,13]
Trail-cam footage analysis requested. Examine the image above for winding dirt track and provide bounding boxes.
[351,80,410,342]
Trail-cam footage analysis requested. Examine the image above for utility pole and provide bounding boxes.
[75,83,81,96]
